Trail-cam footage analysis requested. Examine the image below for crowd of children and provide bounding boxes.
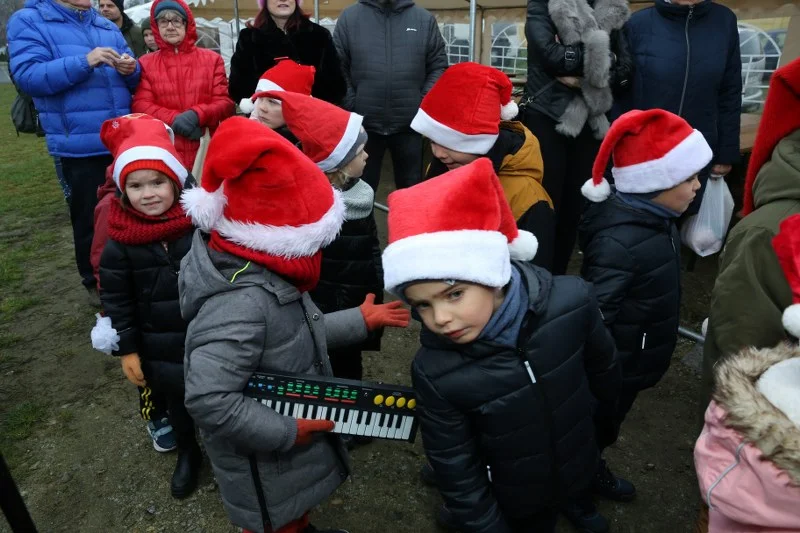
[86,58,800,533]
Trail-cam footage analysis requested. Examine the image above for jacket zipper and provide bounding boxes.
[677,6,694,117]
[384,6,392,133]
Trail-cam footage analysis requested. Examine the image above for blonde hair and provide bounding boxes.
[325,169,350,191]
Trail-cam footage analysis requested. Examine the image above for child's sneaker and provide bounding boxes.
[147,418,177,452]
[592,459,636,502]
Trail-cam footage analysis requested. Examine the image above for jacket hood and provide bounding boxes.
[578,195,668,248]
[97,166,117,201]
[150,0,197,52]
[418,261,551,352]
[654,0,712,18]
[359,0,415,12]
[31,0,100,24]
[753,129,800,211]
[713,342,800,486]
[121,12,134,32]
[179,231,302,322]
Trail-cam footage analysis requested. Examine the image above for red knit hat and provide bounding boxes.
[743,58,800,216]
[772,213,800,338]
[261,90,364,171]
[410,62,519,155]
[101,113,187,190]
[582,109,713,202]
[238,58,316,115]
[382,158,537,294]
[180,116,345,261]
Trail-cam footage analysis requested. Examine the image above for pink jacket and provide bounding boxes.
[694,343,800,533]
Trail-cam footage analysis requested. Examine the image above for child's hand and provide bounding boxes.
[120,353,146,386]
[359,294,411,331]
[294,419,334,446]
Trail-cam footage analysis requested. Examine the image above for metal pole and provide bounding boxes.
[314,0,319,24]
[233,0,241,35]
[468,0,477,62]
[678,326,705,345]
[373,202,389,213]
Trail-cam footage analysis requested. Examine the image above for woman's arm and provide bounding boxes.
[190,54,235,127]
[525,0,584,77]
[228,29,258,103]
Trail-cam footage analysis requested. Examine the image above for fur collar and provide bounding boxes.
[713,342,800,486]
[548,0,629,38]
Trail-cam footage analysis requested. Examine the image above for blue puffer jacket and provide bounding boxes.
[616,0,742,166]
[7,0,140,157]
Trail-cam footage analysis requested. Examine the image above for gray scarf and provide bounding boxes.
[341,179,375,221]
[478,266,529,347]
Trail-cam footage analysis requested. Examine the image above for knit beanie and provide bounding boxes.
[154,0,188,20]
[140,17,151,32]
[112,0,125,12]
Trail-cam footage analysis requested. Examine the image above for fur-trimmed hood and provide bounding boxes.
[713,343,800,485]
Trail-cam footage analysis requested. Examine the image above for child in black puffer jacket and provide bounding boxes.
[578,109,710,502]
[92,114,201,499]
[263,91,405,395]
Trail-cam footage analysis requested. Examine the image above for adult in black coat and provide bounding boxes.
[578,195,682,446]
[520,0,633,275]
[412,262,620,532]
[228,0,346,105]
[616,0,742,215]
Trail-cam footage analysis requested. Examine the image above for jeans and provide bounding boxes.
[60,155,113,289]
[361,130,424,191]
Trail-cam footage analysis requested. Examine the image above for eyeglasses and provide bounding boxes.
[157,17,185,28]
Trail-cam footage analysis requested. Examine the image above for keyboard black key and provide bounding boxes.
[394,414,402,428]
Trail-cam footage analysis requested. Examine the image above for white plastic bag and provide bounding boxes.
[91,313,119,355]
[680,177,734,257]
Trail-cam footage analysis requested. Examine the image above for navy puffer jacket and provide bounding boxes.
[617,0,742,165]
[578,196,681,391]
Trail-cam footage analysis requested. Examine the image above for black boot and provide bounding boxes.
[170,443,202,499]
[561,497,609,533]
[592,459,636,502]
[420,462,438,487]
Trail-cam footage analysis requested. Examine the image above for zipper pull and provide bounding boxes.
[688,6,693,19]
[641,332,647,350]
[523,361,537,384]
[486,465,493,482]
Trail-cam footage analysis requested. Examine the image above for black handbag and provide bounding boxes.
[8,58,45,137]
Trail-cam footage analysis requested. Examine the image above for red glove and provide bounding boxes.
[294,419,335,446]
[359,294,411,331]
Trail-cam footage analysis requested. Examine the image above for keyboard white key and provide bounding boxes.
[386,414,398,439]
[399,416,413,440]
[379,414,390,439]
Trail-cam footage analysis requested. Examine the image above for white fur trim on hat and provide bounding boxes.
[756,358,800,427]
[783,303,800,339]
[214,189,345,258]
[581,177,612,202]
[239,98,255,116]
[113,145,188,188]
[410,108,498,155]
[91,313,120,355]
[317,113,364,172]
[181,186,227,232]
[613,130,713,193]
[509,230,537,261]
[500,101,519,121]
[254,79,285,94]
[383,230,511,295]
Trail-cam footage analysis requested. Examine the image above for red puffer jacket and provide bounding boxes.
[132,0,234,169]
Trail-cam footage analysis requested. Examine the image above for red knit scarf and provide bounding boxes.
[209,231,322,293]
[108,198,194,246]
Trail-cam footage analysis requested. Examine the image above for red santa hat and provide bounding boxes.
[410,62,519,155]
[100,113,187,190]
[180,116,345,288]
[772,214,800,339]
[582,109,713,202]
[382,158,537,295]
[742,57,800,216]
[261,90,364,171]
[238,58,316,115]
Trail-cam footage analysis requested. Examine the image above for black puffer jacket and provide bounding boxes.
[411,262,620,532]
[578,196,681,391]
[332,0,448,135]
[523,0,633,122]
[310,214,384,351]
[99,232,193,364]
[228,17,346,105]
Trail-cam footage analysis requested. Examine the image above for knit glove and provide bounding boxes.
[120,353,146,387]
[172,110,199,138]
[294,419,334,446]
[359,293,411,331]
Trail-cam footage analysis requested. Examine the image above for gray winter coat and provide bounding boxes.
[179,231,367,532]
[333,0,448,135]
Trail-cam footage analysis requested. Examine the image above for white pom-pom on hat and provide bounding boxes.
[509,230,538,261]
[581,176,611,202]
[783,304,800,339]
[180,186,227,232]
[239,97,255,116]
[91,313,120,355]
[500,100,519,121]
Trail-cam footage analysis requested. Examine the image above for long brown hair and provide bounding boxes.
[251,3,309,33]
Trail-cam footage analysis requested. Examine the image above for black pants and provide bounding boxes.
[142,360,197,450]
[594,387,639,451]
[60,155,113,289]
[328,347,363,381]
[138,385,168,422]
[520,109,600,275]
[362,130,424,191]
[517,201,556,273]
[508,508,559,532]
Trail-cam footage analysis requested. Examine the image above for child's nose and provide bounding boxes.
[432,307,451,327]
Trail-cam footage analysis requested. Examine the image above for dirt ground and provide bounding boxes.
[0,150,721,533]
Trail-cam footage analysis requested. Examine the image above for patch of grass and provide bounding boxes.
[0,296,40,321]
[1,402,46,442]
[56,409,75,425]
[0,352,21,373]
[54,348,77,359]
[0,332,24,349]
